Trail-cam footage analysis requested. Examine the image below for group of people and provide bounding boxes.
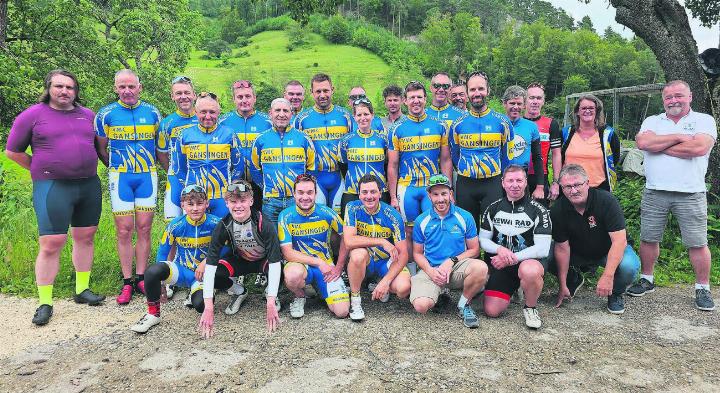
[5,68,716,335]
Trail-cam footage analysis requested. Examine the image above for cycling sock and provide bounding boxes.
[640,274,654,283]
[457,294,469,309]
[75,271,90,294]
[695,283,710,291]
[38,285,53,306]
[147,301,160,317]
[136,274,145,283]
[524,305,536,309]
[123,277,133,286]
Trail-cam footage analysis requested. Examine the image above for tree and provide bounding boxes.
[685,0,720,27]
[608,0,720,197]
[205,39,232,58]
[577,15,595,32]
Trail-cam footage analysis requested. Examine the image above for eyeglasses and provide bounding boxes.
[427,174,451,187]
[348,94,367,101]
[579,106,596,113]
[232,80,252,89]
[198,91,217,100]
[226,181,252,193]
[353,98,372,106]
[432,83,451,90]
[295,173,317,184]
[527,82,545,91]
[172,76,192,84]
[181,184,206,196]
[560,181,588,192]
[468,71,489,83]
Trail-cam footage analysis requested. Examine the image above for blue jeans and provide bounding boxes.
[549,244,640,295]
[262,197,295,225]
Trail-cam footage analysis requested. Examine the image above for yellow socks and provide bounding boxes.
[76,271,90,294]
[38,285,53,306]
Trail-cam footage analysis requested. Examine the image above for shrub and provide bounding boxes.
[322,15,351,44]
[254,81,281,112]
[205,39,232,59]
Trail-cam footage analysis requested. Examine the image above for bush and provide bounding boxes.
[205,39,232,59]
[235,36,250,47]
[286,22,310,51]
[254,81,282,112]
[322,15,351,44]
[246,15,294,36]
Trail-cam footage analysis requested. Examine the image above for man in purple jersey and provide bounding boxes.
[5,70,106,325]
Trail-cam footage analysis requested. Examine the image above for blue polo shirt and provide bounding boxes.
[412,204,477,267]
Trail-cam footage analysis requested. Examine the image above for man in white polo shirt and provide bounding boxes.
[628,80,717,311]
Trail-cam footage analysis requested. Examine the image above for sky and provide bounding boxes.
[547,0,719,51]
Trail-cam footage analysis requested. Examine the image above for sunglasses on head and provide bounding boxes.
[198,91,217,100]
[348,94,367,101]
[427,174,450,186]
[527,82,545,91]
[226,181,252,193]
[295,173,317,184]
[232,80,253,89]
[353,98,372,106]
[172,76,192,84]
[468,71,489,83]
[181,184,206,196]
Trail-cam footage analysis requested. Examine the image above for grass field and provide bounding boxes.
[184,30,423,112]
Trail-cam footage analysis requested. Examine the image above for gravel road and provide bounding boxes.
[0,285,718,392]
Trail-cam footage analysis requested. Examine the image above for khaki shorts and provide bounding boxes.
[641,189,708,247]
[409,258,482,303]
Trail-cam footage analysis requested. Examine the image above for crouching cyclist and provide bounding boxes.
[198,180,283,337]
[130,184,221,333]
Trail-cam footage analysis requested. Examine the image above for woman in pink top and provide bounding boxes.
[559,94,620,192]
[5,70,106,326]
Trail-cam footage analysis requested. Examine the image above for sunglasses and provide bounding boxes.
[468,71,489,83]
[432,83,451,90]
[172,76,192,84]
[226,181,252,193]
[181,184,206,196]
[295,173,317,184]
[232,80,253,89]
[198,91,217,100]
[353,98,372,106]
[348,94,367,101]
[427,174,451,187]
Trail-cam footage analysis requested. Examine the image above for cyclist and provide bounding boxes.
[449,80,468,111]
[380,84,406,131]
[426,72,464,128]
[524,82,562,201]
[347,86,385,133]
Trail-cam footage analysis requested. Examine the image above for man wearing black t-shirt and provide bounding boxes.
[550,164,640,314]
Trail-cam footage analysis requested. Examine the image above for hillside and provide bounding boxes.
[185,30,420,110]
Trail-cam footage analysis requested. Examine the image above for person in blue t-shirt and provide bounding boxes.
[410,174,488,329]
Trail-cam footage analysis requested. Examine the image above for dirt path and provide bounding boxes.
[1,286,718,392]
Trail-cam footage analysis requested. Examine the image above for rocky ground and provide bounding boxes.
[0,285,718,392]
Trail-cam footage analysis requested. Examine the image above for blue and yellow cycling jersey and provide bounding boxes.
[251,127,316,198]
[177,124,243,200]
[157,110,198,176]
[294,105,351,172]
[344,200,405,261]
[427,104,465,129]
[337,129,388,194]
[387,112,448,187]
[219,110,272,184]
[278,204,343,264]
[509,117,540,168]
[350,115,386,135]
[449,108,514,179]
[157,213,221,270]
[95,100,162,173]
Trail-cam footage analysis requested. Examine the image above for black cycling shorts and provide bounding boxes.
[484,256,549,300]
[455,175,502,226]
[32,176,102,236]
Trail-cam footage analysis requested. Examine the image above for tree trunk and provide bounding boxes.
[610,0,719,199]
[0,0,8,48]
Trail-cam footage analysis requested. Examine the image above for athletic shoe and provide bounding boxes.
[73,289,105,306]
[349,297,365,321]
[626,278,655,297]
[567,269,585,297]
[607,294,625,314]
[264,286,282,312]
[116,284,133,305]
[289,297,306,318]
[129,313,161,334]
[458,304,479,329]
[695,289,716,311]
[224,289,248,315]
[134,280,146,295]
[367,283,390,303]
[227,282,245,296]
[254,273,268,287]
[32,304,53,326]
[165,285,174,299]
[184,292,193,308]
[523,307,542,329]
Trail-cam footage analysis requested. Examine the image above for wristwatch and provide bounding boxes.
[450,256,459,264]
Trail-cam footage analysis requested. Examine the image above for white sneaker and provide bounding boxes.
[227,282,245,296]
[130,313,161,333]
[289,297,306,318]
[184,292,193,307]
[165,284,174,299]
[264,286,282,312]
[225,289,248,315]
[523,307,542,329]
[349,296,365,321]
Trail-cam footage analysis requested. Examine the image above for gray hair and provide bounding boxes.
[270,97,292,110]
[558,164,589,183]
[663,80,691,93]
[114,69,140,84]
[502,85,526,102]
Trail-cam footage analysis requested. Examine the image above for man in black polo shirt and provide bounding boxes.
[550,164,640,314]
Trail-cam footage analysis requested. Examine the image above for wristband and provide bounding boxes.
[450,256,459,265]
